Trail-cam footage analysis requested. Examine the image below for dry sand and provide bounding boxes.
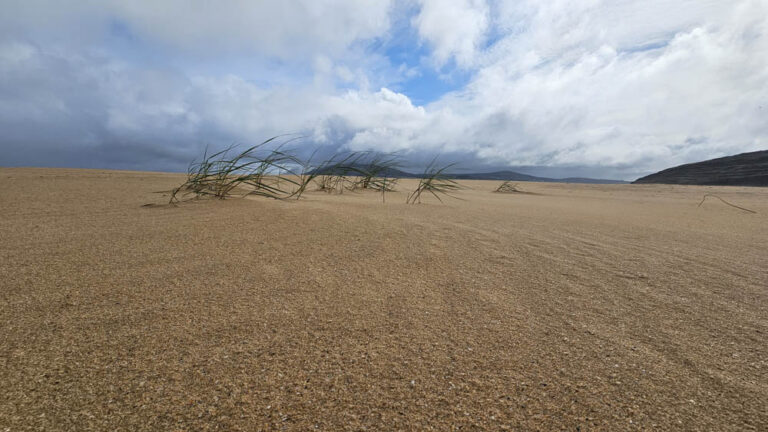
[1,168,766,431]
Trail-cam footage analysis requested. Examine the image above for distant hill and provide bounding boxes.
[450,170,545,181]
[633,150,768,186]
[312,165,627,184]
[450,171,626,184]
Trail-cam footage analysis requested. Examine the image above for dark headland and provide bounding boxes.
[634,150,768,186]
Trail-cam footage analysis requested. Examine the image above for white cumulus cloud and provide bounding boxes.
[0,0,766,179]
[413,0,490,68]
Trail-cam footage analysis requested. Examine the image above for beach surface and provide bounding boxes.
[1,168,766,431]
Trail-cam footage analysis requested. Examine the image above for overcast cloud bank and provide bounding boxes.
[1,0,766,180]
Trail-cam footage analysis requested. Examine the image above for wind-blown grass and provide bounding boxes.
[338,152,400,202]
[169,137,308,204]
[315,172,345,193]
[495,181,521,193]
[406,158,462,204]
[697,194,757,214]
[169,139,470,206]
[346,152,400,192]
[312,152,364,194]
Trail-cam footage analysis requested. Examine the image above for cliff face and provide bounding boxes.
[634,150,768,186]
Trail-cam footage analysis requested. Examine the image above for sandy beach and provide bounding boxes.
[1,167,766,430]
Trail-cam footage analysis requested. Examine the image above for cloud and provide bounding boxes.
[0,0,766,180]
[447,0,768,174]
[0,39,427,169]
[1,0,394,59]
[412,0,490,68]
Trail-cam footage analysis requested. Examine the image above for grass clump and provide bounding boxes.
[168,138,473,206]
[312,152,364,194]
[308,151,400,198]
[406,158,462,204]
[169,137,309,204]
[495,181,521,193]
[340,152,400,202]
[314,169,346,194]
[346,152,400,193]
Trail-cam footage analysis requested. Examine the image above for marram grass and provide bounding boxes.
[170,137,308,204]
[170,139,467,206]
[406,158,462,204]
[495,181,521,193]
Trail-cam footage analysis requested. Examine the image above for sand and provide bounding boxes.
[1,168,766,431]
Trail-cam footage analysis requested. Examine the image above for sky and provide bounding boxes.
[1,0,766,180]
